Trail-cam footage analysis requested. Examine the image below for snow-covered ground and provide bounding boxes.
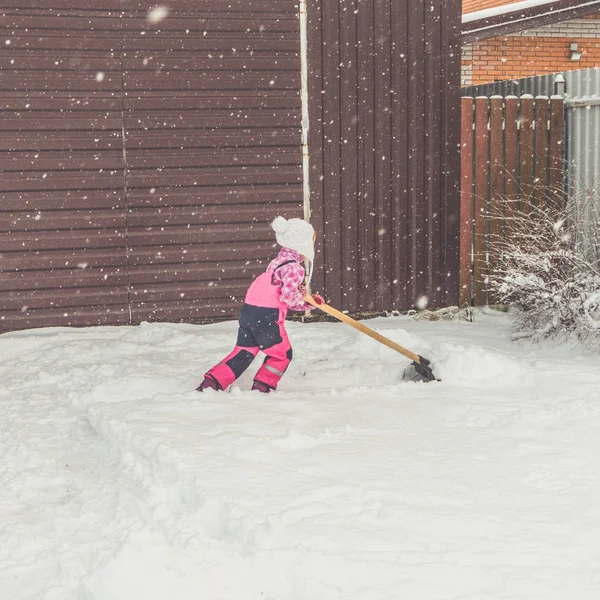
[1,310,600,600]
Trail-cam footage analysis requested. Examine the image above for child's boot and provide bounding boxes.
[196,375,221,392]
[251,380,273,393]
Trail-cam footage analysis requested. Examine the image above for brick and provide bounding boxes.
[463,22,600,86]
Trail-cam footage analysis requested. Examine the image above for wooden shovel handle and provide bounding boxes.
[304,295,421,363]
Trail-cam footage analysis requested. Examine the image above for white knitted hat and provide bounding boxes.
[271,216,315,262]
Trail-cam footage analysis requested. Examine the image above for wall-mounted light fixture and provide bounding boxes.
[570,42,582,62]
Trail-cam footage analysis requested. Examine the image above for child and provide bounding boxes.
[197,216,324,393]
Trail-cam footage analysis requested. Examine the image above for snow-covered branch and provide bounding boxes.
[488,192,600,350]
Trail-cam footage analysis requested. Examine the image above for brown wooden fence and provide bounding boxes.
[460,95,564,306]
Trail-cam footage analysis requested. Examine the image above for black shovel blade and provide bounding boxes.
[402,355,439,383]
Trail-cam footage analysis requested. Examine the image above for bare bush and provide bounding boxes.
[488,193,600,349]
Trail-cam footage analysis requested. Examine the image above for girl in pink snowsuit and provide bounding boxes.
[197,216,323,393]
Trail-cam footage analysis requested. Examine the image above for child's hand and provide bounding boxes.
[311,294,325,305]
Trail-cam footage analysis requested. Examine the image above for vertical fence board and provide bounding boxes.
[520,96,535,212]
[340,0,359,304]
[533,96,549,209]
[391,0,410,309]
[489,96,504,301]
[440,0,462,309]
[321,0,343,307]
[375,0,393,309]
[407,0,427,308]
[356,0,377,311]
[473,97,489,306]
[460,98,474,307]
[505,96,519,224]
[425,0,443,306]
[307,0,326,297]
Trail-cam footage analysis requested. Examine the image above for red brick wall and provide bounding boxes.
[462,12,600,86]
[467,34,600,85]
[463,0,521,14]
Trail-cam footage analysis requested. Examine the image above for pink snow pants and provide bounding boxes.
[206,303,293,390]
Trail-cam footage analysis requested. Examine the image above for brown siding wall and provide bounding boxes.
[0,5,130,331]
[0,0,303,332]
[120,0,303,324]
[1,0,462,332]
[307,0,462,312]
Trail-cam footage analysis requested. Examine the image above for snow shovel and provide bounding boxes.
[304,295,439,382]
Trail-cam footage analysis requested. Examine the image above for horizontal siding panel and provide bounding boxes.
[1,268,128,291]
[0,35,123,52]
[1,151,124,172]
[0,231,127,252]
[130,302,242,323]
[122,38,299,53]
[123,111,300,130]
[126,148,300,170]
[1,308,129,332]
[0,190,124,211]
[128,242,276,267]
[130,281,249,303]
[0,249,128,272]
[0,56,122,71]
[0,210,126,233]
[0,94,122,112]
[0,131,123,152]
[126,204,294,228]
[125,168,302,189]
[125,130,299,150]
[127,225,272,248]
[123,0,298,11]
[0,174,124,193]
[122,57,300,72]
[0,1,124,8]
[0,115,122,131]
[122,17,298,33]
[0,187,302,212]
[123,73,299,92]
[124,91,300,111]
[2,287,129,311]
[0,72,122,92]
[1,16,122,31]
[0,0,294,9]
[129,261,263,285]
[126,185,301,208]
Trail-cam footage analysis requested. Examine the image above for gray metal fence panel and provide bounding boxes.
[462,67,600,99]
[564,67,600,100]
[564,69,599,263]
[462,73,557,98]
[564,71,600,263]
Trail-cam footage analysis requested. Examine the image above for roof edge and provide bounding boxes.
[463,0,600,43]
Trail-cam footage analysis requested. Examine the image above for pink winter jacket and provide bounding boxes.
[267,248,313,312]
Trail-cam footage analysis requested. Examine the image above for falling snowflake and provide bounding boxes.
[147,6,169,23]
[416,295,429,310]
